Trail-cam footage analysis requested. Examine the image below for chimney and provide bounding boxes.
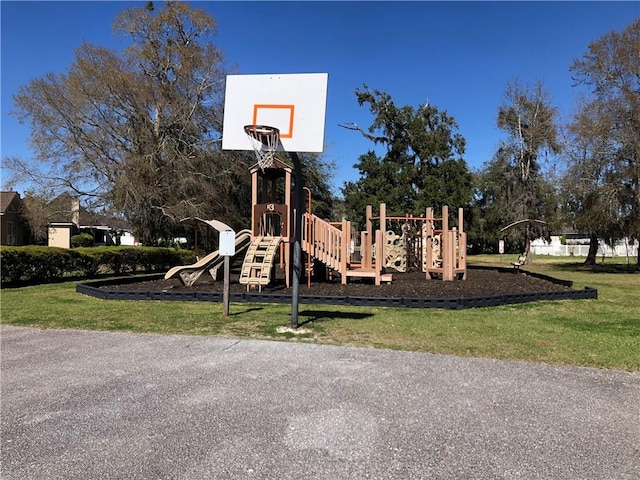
[72,198,80,227]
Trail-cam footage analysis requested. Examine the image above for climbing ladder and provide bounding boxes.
[239,236,282,291]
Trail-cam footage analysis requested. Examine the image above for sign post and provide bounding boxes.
[219,230,236,317]
[179,217,237,317]
[499,239,505,263]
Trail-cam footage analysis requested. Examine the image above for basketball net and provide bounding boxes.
[244,125,280,171]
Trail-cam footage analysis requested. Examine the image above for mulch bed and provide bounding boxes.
[101,267,570,299]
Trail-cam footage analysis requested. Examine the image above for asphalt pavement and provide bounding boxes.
[1,325,639,479]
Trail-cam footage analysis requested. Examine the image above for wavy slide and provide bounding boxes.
[164,229,252,287]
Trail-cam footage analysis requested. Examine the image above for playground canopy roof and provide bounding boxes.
[500,219,547,234]
[179,217,233,234]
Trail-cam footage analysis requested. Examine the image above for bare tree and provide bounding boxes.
[489,80,561,262]
[564,19,640,266]
[19,193,51,243]
[6,2,251,243]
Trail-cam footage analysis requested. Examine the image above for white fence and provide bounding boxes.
[531,239,638,258]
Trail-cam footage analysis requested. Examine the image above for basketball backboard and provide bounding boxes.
[222,73,328,153]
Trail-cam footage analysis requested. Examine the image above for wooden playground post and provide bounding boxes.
[425,207,433,280]
[379,203,387,237]
[375,229,382,286]
[361,231,370,269]
[251,170,258,236]
[378,203,386,277]
[444,229,454,281]
[285,171,292,238]
[442,205,449,238]
[365,204,375,270]
[458,207,467,280]
[440,205,450,280]
[303,186,312,288]
[366,205,373,239]
[340,218,350,284]
[422,205,467,281]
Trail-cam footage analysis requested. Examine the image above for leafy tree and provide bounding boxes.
[472,152,559,255]
[481,80,561,261]
[5,1,251,244]
[470,156,518,254]
[564,19,640,266]
[342,86,473,229]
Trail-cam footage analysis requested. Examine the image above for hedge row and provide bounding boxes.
[0,246,197,284]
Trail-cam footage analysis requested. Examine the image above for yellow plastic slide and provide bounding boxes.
[164,229,252,287]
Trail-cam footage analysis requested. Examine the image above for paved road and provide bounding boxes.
[1,325,638,479]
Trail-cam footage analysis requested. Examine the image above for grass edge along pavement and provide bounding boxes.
[1,255,638,371]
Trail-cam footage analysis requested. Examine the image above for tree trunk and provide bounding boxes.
[584,233,599,266]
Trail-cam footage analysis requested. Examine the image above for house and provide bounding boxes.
[0,191,30,246]
[48,222,76,249]
[47,193,137,248]
[78,210,137,246]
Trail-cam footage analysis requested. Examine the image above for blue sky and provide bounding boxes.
[1,1,638,196]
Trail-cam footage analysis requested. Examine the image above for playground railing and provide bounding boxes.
[302,213,348,276]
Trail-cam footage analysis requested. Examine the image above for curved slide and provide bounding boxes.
[164,229,252,287]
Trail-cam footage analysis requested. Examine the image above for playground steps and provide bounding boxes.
[239,236,282,291]
[344,268,393,284]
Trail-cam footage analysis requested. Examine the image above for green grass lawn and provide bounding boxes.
[2,254,638,371]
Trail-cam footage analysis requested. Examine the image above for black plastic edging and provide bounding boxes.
[76,272,598,310]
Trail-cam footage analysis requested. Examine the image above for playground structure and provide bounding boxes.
[166,161,467,288]
[423,206,467,281]
[359,204,467,281]
[165,72,465,329]
[240,159,292,290]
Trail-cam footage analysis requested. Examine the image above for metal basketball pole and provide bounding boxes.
[289,151,303,329]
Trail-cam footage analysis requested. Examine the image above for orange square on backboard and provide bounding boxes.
[253,105,295,138]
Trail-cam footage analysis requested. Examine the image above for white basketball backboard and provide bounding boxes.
[222,73,328,153]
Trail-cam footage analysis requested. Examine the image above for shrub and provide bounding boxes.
[1,246,74,283]
[71,233,94,248]
[92,249,124,274]
[71,249,101,277]
[0,248,29,283]
[1,245,197,285]
[29,247,76,281]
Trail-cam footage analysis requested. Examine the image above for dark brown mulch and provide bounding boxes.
[102,267,569,299]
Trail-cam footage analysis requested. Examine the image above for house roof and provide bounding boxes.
[0,191,21,214]
[79,211,131,231]
[46,193,131,231]
[47,193,77,223]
